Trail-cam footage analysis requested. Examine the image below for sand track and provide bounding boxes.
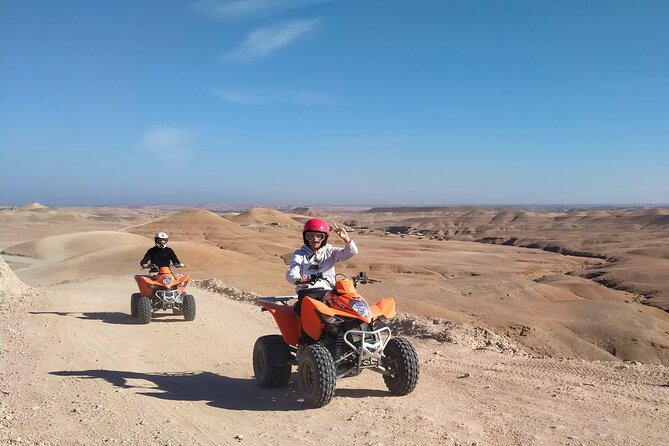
[2,276,668,446]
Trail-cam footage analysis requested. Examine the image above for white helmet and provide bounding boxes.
[154,232,169,248]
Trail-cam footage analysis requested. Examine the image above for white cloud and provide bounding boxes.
[224,19,319,62]
[190,0,331,21]
[140,128,192,160]
[215,88,337,105]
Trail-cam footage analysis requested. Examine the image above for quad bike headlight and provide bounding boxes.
[162,278,172,286]
[350,300,371,318]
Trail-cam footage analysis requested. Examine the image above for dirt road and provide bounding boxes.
[2,277,668,445]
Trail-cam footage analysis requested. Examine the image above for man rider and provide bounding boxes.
[140,232,185,271]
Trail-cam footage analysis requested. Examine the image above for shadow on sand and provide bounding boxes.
[335,388,390,398]
[50,369,395,410]
[51,369,304,411]
[29,311,186,325]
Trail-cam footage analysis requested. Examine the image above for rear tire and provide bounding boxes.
[130,293,141,318]
[253,335,292,388]
[382,337,419,395]
[298,343,336,407]
[182,294,196,321]
[137,296,152,324]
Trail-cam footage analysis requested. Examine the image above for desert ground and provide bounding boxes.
[1,203,668,445]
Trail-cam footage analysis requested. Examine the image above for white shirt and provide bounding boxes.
[285,241,359,290]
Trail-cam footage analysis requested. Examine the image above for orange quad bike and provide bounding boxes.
[131,265,196,324]
[253,272,419,407]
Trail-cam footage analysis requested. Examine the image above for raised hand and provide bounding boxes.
[332,221,352,244]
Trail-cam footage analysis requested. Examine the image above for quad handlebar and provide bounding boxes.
[294,272,327,286]
[142,263,186,270]
[351,271,380,286]
[296,272,380,287]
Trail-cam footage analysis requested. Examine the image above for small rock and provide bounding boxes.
[458,373,471,379]
[234,434,244,440]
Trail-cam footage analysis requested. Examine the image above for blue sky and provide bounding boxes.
[1,0,668,206]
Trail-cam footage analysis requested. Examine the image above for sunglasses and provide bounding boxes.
[305,231,326,241]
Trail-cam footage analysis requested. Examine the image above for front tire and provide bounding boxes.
[298,343,336,407]
[130,293,141,318]
[382,337,419,395]
[253,335,292,388]
[182,294,196,321]
[137,296,152,324]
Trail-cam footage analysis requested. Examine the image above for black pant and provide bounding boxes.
[294,288,330,315]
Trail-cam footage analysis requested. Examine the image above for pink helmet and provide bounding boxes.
[303,218,329,245]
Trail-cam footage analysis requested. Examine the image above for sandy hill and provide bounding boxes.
[582,210,613,219]
[3,231,149,263]
[0,256,31,297]
[0,207,96,224]
[127,209,258,243]
[227,207,301,226]
[291,207,316,216]
[342,206,669,312]
[123,209,297,263]
[218,211,240,219]
[19,202,48,210]
[3,227,287,294]
[565,207,593,215]
[489,210,523,225]
[641,214,669,229]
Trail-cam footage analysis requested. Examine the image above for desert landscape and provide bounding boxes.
[1,203,669,445]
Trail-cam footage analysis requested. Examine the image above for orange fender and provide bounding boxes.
[301,297,332,341]
[370,297,396,319]
[260,302,301,347]
[134,273,190,298]
[300,297,368,341]
[134,275,154,297]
